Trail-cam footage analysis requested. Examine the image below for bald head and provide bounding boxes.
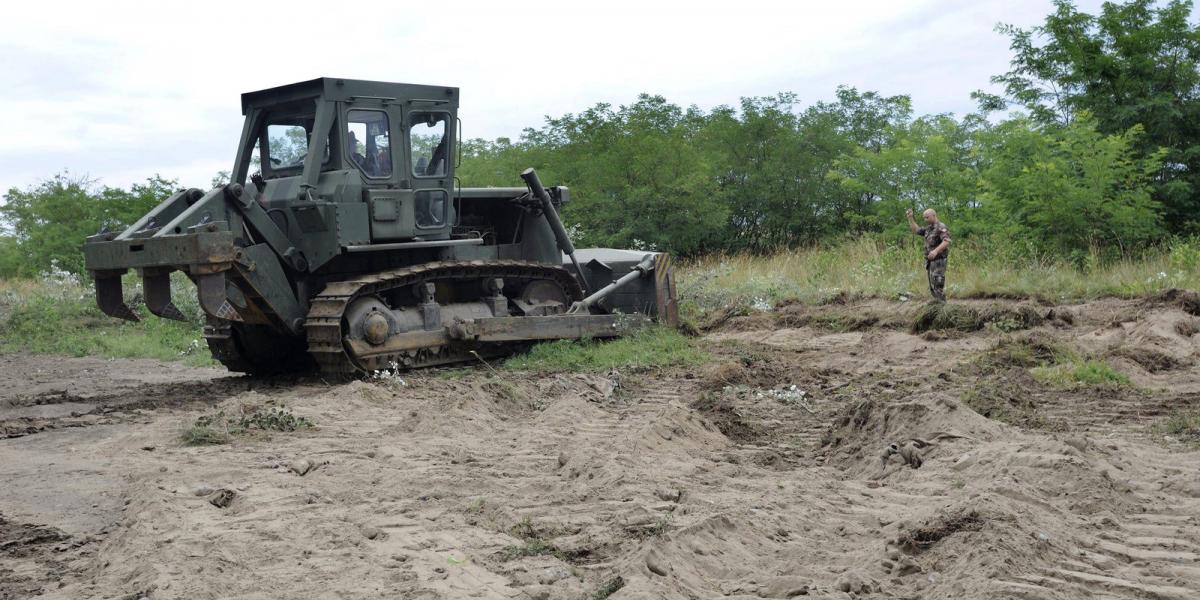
[922,209,938,225]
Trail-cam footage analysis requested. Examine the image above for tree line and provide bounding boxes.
[459,0,1198,263]
[1,0,1197,277]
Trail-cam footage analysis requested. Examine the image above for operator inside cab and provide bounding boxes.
[346,110,391,179]
[347,130,368,173]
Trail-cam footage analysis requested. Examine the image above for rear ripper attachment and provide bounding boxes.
[82,77,677,375]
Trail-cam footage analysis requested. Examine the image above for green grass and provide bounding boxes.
[503,326,706,372]
[1031,359,1130,387]
[966,334,1130,426]
[0,272,214,366]
[679,235,1200,315]
[976,333,1130,388]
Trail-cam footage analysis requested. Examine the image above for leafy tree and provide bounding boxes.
[830,113,987,239]
[806,87,914,234]
[977,115,1165,261]
[462,95,729,255]
[701,93,811,249]
[548,95,729,254]
[456,87,914,254]
[0,173,176,275]
[0,235,22,278]
[457,137,540,187]
[211,170,231,188]
[979,0,1200,231]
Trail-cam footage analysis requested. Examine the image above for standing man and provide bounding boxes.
[906,208,951,302]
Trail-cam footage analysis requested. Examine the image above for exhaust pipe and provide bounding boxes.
[521,168,589,294]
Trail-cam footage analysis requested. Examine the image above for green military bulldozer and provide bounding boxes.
[82,78,678,375]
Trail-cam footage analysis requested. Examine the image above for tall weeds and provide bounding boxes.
[679,235,1200,314]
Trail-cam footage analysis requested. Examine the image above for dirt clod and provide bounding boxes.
[208,489,236,509]
[645,550,669,576]
[896,509,984,553]
[835,569,876,594]
[1160,288,1200,316]
[701,361,748,389]
[690,392,762,442]
[288,459,313,476]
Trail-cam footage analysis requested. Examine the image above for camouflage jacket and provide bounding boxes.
[916,222,950,259]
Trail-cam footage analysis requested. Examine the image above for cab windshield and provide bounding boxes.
[264,115,331,175]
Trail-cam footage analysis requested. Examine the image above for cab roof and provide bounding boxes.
[240,78,459,114]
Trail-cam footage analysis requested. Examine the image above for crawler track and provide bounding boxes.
[304,260,584,375]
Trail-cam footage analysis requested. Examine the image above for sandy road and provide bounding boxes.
[2,297,1199,599]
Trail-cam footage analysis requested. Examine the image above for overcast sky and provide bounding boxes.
[0,0,1107,194]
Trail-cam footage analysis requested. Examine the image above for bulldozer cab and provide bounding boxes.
[235,78,459,240]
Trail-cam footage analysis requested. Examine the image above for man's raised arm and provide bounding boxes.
[905,208,920,234]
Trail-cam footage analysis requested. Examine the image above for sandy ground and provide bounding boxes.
[2,297,1200,599]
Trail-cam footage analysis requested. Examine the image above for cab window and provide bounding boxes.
[265,120,329,173]
[409,112,448,177]
[346,110,392,178]
[416,190,447,228]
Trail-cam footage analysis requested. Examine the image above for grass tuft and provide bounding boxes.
[503,326,706,372]
[181,421,231,446]
[910,302,1044,334]
[1031,360,1130,387]
[591,576,626,599]
[977,334,1071,371]
[1157,410,1200,443]
[181,405,314,445]
[911,303,986,333]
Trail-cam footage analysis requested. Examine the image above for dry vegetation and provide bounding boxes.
[678,236,1200,314]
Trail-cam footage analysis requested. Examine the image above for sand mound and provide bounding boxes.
[1158,287,1200,315]
[1074,307,1198,380]
[821,393,1002,477]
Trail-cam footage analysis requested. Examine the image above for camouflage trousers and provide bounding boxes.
[926,257,947,302]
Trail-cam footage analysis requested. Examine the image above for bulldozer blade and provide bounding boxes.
[197,272,243,322]
[143,270,186,321]
[94,273,139,322]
